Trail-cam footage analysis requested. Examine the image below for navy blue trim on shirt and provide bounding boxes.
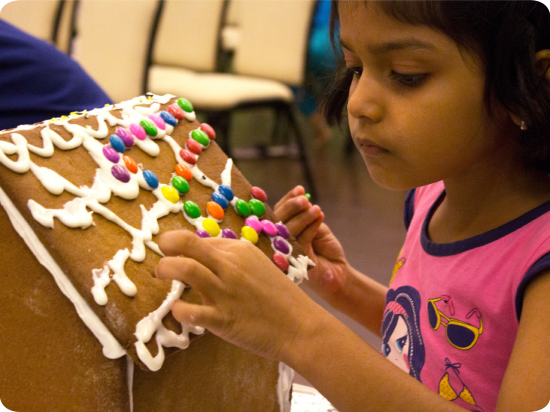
[421,190,550,257]
[404,189,416,230]
[515,252,550,320]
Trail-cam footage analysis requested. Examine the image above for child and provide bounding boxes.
[155,1,550,411]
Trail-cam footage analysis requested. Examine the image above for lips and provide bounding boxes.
[356,138,389,156]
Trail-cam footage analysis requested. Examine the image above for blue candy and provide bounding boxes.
[211,192,229,209]
[143,170,159,189]
[159,110,177,126]
[218,184,234,201]
[109,134,126,153]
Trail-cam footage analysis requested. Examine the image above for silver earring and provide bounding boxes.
[521,120,528,131]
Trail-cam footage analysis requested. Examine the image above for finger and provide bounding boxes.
[171,300,224,332]
[156,256,224,298]
[297,212,325,246]
[285,204,323,239]
[158,230,225,273]
[274,185,306,211]
[274,194,311,224]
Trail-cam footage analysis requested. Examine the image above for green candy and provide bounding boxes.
[191,129,210,147]
[177,98,194,113]
[235,199,251,217]
[172,176,189,194]
[249,199,266,217]
[184,200,201,219]
[304,193,311,200]
[140,119,158,136]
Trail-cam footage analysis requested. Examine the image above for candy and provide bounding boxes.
[260,219,278,237]
[221,228,237,239]
[275,222,290,239]
[177,97,194,113]
[180,149,197,165]
[203,218,220,237]
[184,200,201,219]
[211,192,229,209]
[172,176,189,194]
[109,134,126,153]
[123,155,138,174]
[241,226,259,244]
[304,193,311,200]
[103,146,120,163]
[161,185,180,203]
[250,186,267,202]
[235,199,251,217]
[249,199,266,217]
[245,216,262,234]
[273,236,290,255]
[149,113,166,130]
[200,123,216,140]
[273,253,289,271]
[167,104,184,120]
[140,119,158,137]
[175,164,193,181]
[186,138,202,155]
[207,201,224,220]
[130,123,146,140]
[143,170,159,189]
[159,110,177,126]
[116,128,134,147]
[218,184,234,201]
[111,165,130,183]
[195,229,211,238]
[191,129,210,146]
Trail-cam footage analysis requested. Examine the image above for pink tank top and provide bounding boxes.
[384,181,550,412]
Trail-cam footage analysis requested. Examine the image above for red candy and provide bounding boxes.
[179,149,197,165]
[250,186,267,202]
[273,253,289,271]
[200,123,216,140]
[186,138,203,155]
[167,104,185,120]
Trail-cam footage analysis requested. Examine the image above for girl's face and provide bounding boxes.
[339,1,510,190]
[382,316,410,373]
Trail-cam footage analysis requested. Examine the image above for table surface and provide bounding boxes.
[291,384,338,412]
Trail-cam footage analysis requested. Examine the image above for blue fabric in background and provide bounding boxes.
[0,20,111,131]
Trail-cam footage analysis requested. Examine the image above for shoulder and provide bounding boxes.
[404,181,444,230]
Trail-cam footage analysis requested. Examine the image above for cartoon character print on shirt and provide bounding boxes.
[382,286,425,382]
[427,295,485,411]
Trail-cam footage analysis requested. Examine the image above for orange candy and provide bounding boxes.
[207,201,224,220]
[175,164,193,181]
[123,155,138,174]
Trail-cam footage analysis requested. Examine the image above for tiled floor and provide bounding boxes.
[222,108,409,386]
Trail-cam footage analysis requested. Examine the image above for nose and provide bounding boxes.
[347,72,384,123]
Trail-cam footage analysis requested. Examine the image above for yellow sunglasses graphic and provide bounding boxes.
[427,296,483,350]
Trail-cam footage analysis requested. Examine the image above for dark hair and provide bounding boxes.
[324,1,550,173]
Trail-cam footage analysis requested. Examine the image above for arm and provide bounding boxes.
[274,186,388,336]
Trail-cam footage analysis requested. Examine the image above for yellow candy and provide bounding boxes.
[161,185,180,204]
[203,218,221,237]
[241,226,259,244]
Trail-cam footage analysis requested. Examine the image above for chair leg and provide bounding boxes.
[286,105,318,202]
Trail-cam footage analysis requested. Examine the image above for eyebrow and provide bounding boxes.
[339,38,438,54]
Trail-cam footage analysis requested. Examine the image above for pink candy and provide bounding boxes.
[149,113,166,130]
[260,219,278,237]
[245,216,263,234]
[130,123,146,140]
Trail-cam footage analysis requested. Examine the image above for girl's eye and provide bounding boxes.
[348,66,363,78]
[395,335,408,353]
[389,71,428,88]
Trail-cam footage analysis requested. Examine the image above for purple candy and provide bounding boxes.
[273,236,290,255]
[221,228,237,239]
[130,123,146,140]
[275,222,290,239]
[116,128,135,147]
[260,220,277,237]
[103,146,120,163]
[245,216,262,234]
[195,229,211,238]
[149,113,166,130]
[111,165,130,183]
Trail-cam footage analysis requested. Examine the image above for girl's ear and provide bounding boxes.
[510,50,550,129]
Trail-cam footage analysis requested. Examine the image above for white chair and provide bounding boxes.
[147,0,317,199]
[0,0,75,52]
[71,0,159,102]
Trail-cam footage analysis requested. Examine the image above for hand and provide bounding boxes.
[274,186,350,305]
[155,230,323,361]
